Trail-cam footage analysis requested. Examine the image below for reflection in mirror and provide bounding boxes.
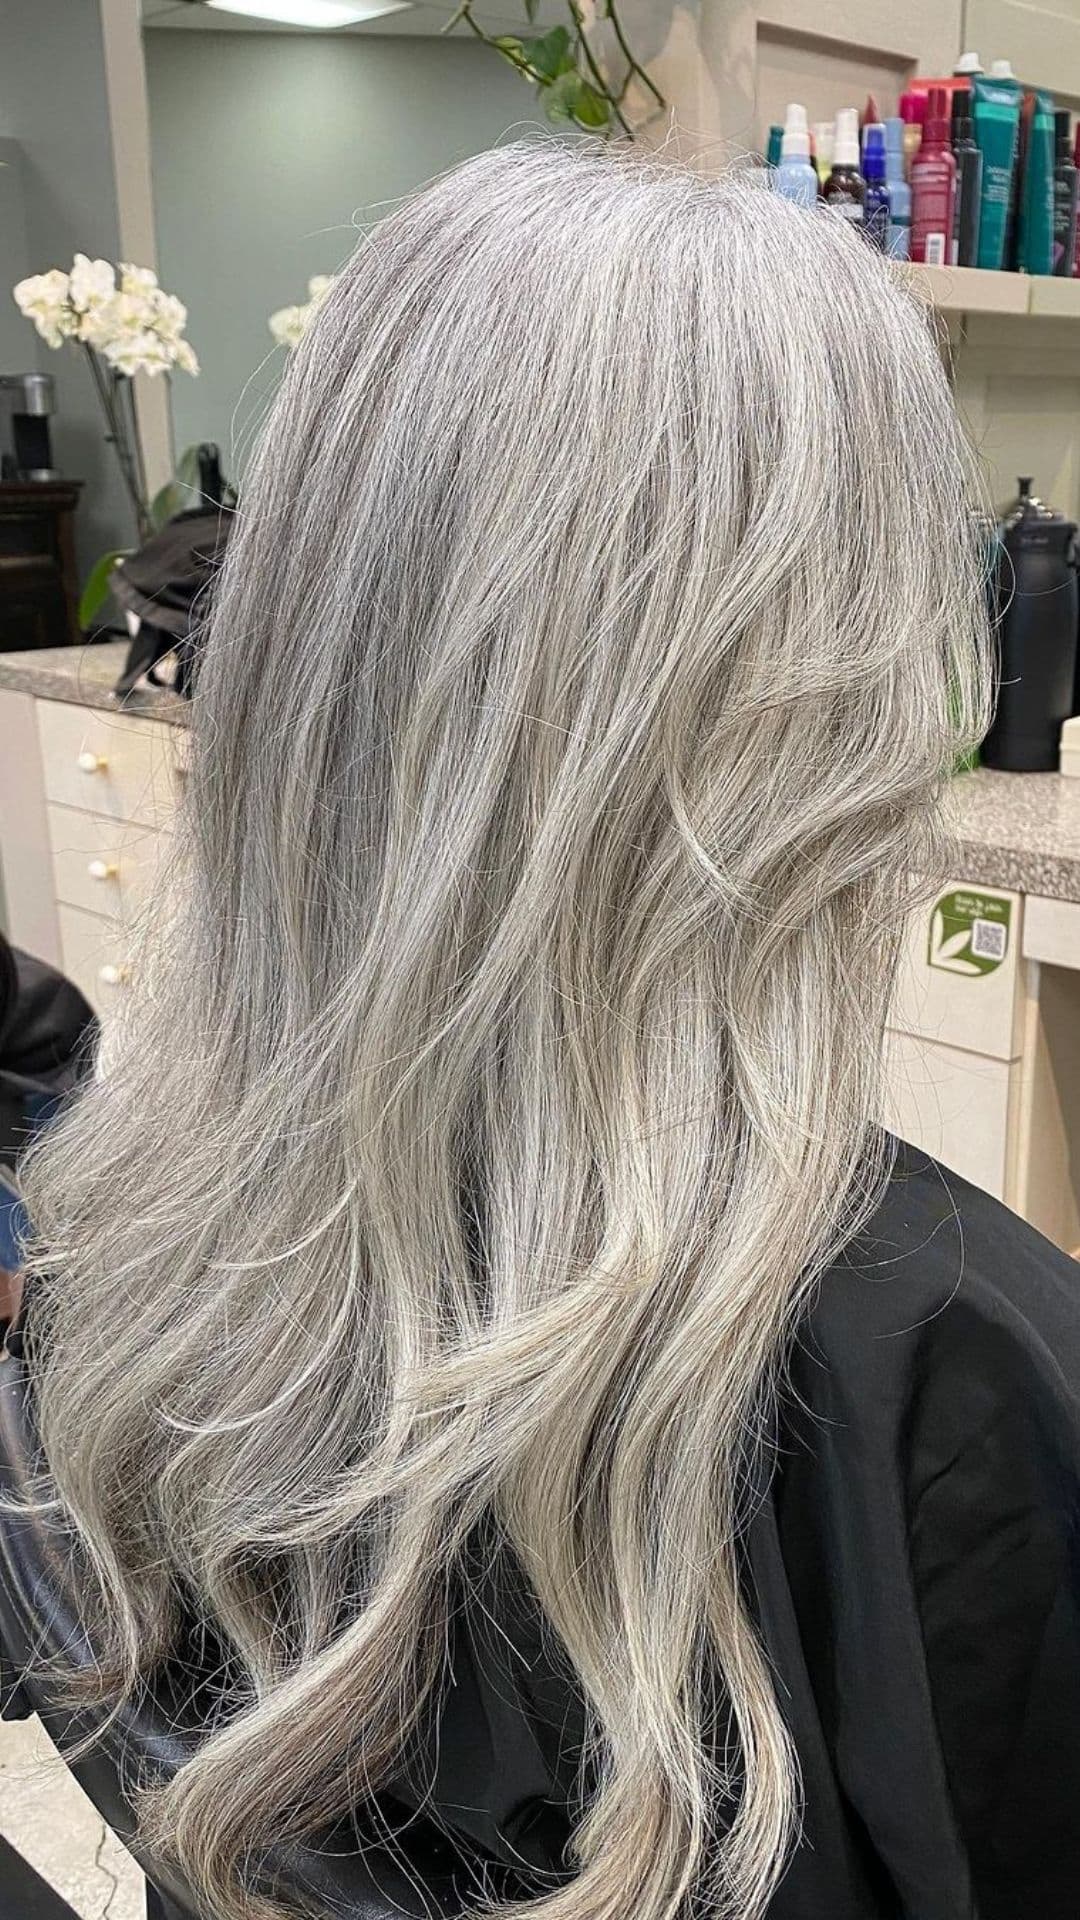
[142,6,551,468]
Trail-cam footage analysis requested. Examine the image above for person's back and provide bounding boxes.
[13,141,1079,1920]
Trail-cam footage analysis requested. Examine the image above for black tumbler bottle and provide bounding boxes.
[982,479,1079,773]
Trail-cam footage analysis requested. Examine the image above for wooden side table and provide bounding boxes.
[0,481,83,650]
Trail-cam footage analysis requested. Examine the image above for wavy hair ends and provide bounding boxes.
[23,141,989,1920]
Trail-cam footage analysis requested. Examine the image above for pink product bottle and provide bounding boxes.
[910,87,957,264]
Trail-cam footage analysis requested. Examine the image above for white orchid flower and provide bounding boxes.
[102,328,174,378]
[12,269,75,349]
[119,263,159,296]
[151,292,188,342]
[12,255,197,379]
[269,274,337,349]
[74,299,118,349]
[69,253,117,314]
[269,303,307,348]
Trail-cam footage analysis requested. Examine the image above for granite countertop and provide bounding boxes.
[3,645,1080,902]
[0,641,189,727]
[949,768,1080,902]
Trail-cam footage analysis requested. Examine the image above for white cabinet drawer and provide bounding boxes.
[883,1029,1015,1202]
[36,700,179,828]
[46,805,167,924]
[58,904,135,1018]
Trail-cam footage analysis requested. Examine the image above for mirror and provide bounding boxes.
[140,1,550,473]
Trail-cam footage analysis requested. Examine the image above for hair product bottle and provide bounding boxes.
[972,73,1022,268]
[775,102,818,207]
[766,125,783,170]
[1018,90,1055,275]
[812,122,834,191]
[823,108,866,228]
[861,124,890,249]
[884,118,912,257]
[950,89,983,265]
[900,92,926,174]
[1073,124,1080,275]
[911,87,957,264]
[1053,111,1079,274]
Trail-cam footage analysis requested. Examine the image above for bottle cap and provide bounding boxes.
[954,50,983,75]
[1055,109,1072,156]
[833,106,861,169]
[989,58,1014,78]
[766,125,783,168]
[862,123,887,180]
[780,101,811,162]
[899,91,927,127]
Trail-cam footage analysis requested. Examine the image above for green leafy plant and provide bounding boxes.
[445,0,663,137]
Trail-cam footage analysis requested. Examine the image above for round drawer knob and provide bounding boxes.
[77,750,108,774]
[97,963,130,989]
[87,859,118,881]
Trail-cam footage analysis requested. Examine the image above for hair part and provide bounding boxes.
[24,140,988,1920]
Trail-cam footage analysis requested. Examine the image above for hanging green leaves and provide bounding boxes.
[444,0,663,139]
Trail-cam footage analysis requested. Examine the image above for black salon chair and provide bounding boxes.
[0,1335,465,1920]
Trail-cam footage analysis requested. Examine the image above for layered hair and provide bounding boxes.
[24,142,987,1920]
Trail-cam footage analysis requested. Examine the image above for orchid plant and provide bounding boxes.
[268,274,336,349]
[13,254,202,624]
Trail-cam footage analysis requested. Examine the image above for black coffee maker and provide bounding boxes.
[982,478,1079,772]
[0,372,58,480]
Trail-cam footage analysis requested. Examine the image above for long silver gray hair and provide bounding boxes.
[24,142,987,1920]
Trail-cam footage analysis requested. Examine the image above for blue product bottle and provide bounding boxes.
[774,102,818,207]
[884,117,911,258]
[862,123,891,249]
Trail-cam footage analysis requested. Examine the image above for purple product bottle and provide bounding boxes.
[861,124,890,250]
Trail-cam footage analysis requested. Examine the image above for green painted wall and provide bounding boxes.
[0,0,130,572]
[145,28,542,468]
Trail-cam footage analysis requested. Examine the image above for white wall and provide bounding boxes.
[144,28,542,466]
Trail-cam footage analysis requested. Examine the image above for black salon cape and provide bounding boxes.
[380,1144,1080,1919]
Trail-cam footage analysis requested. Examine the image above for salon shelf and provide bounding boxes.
[904,264,1030,316]
[1027,276,1080,317]
[904,263,1080,318]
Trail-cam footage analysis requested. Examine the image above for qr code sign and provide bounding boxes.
[971,918,1007,961]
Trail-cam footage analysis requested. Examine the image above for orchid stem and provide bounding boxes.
[84,345,148,541]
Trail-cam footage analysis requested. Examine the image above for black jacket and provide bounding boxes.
[3,1143,1079,1918]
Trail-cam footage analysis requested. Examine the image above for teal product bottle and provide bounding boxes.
[1018,89,1055,275]
[766,124,783,170]
[884,118,911,258]
[861,123,891,249]
[774,102,818,207]
[971,74,1022,268]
